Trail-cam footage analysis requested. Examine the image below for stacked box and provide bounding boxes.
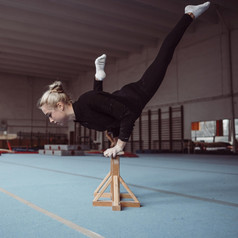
[38,144,84,156]
[44,144,80,150]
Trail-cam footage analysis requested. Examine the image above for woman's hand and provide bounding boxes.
[103,139,126,158]
[103,144,123,158]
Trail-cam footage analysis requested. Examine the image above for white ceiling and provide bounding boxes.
[0,0,237,80]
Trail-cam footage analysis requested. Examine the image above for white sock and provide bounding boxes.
[95,54,106,81]
[185,1,210,19]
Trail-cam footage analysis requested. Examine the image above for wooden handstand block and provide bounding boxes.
[93,155,140,211]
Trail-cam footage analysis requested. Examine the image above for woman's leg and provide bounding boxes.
[135,14,193,101]
[113,14,193,111]
[135,1,210,104]
[112,2,210,111]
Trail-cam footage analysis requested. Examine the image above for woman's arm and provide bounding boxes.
[105,131,118,147]
[88,93,138,143]
[87,93,138,157]
[77,91,138,157]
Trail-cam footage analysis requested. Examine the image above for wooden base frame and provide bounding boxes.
[93,155,140,211]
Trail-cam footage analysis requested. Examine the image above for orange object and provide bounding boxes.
[191,122,200,131]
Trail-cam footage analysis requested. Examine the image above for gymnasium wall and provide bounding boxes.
[71,18,238,141]
[0,73,68,147]
[0,16,237,146]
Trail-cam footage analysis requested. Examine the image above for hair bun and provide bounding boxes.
[38,80,72,108]
[49,81,64,93]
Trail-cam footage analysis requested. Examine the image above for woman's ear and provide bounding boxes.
[57,102,64,111]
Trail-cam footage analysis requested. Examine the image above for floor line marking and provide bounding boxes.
[0,161,102,180]
[0,187,104,238]
[123,162,238,176]
[2,159,238,176]
[1,160,238,208]
[129,184,238,208]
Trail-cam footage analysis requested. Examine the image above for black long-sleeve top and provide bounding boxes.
[72,80,142,142]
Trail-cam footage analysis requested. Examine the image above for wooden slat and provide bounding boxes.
[93,171,111,196]
[120,177,140,204]
[120,201,141,208]
[94,193,111,199]
[112,175,121,211]
[93,177,112,202]
[92,201,112,207]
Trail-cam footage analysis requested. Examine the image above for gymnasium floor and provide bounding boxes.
[0,153,238,238]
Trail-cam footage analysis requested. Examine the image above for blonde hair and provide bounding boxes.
[38,81,72,108]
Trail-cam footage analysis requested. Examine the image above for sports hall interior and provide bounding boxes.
[0,1,237,238]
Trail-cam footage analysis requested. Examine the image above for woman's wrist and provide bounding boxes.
[116,139,126,150]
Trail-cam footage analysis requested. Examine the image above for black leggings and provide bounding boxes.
[112,14,193,112]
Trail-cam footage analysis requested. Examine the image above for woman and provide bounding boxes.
[39,2,210,158]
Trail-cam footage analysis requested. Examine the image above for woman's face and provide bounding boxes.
[41,102,68,126]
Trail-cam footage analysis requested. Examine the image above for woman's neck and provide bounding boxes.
[65,103,76,121]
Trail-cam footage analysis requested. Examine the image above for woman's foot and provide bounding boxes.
[95,54,106,81]
[185,1,210,19]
